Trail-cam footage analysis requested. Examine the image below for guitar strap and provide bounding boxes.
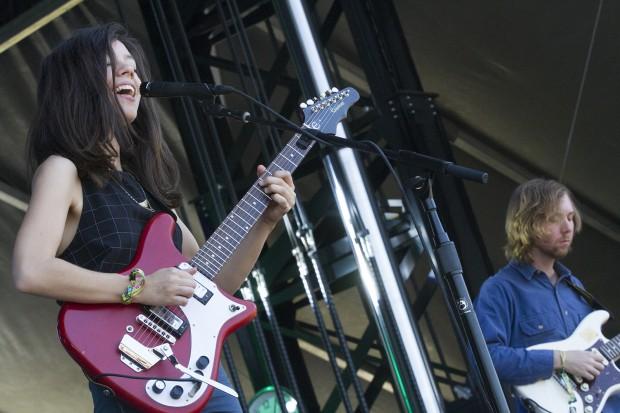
[564,278,614,319]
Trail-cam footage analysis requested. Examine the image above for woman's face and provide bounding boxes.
[106,40,141,123]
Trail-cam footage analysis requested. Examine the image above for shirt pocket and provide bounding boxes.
[518,313,559,346]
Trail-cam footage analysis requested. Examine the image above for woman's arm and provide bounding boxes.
[12,156,195,305]
[213,166,296,294]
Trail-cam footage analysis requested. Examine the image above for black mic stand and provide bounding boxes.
[198,101,509,412]
[308,133,509,412]
[198,101,252,123]
[196,104,489,184]
[408,174,509,413]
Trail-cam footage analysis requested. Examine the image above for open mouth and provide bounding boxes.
[115,84,136,98]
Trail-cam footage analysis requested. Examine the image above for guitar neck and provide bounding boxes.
[599,333,620,362]
[189,132,315,279]
[187,86,359,279]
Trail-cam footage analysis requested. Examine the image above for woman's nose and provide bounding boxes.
[119,64,135,78]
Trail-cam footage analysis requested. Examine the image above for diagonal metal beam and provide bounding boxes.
[0,0,83,54]
[0,181,28,212]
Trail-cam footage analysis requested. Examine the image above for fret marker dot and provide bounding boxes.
[218,246,221,249]
[245,226,249,229]
[211,254,215,257]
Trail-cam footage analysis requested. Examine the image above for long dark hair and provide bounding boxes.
[27,22,181,208]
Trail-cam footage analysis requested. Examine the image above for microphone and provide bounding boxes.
[139,81,234,98]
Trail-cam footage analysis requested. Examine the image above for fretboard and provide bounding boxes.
[599,334,620,361]
[189,132,315,279]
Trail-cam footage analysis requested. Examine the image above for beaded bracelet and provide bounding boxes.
[121,268,146,304]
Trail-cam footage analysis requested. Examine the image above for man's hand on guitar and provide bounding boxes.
[134,267,197,306]
[257,164,296,227]
[558,350,606,380]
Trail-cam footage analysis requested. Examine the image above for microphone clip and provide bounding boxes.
[200,102,251,123]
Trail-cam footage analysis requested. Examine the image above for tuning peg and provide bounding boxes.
[299,102,307,109]
[331,87,339,93]
[326,89,332,95]
[320,92,326,98]
[306,99,314,105]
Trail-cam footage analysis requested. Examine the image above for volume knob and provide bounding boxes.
[196,355,210,370]
[170,385,184,400]
[152,380,166,394]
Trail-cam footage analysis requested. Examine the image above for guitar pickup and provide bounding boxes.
[144,306,188,337]
[194,280,214,305]
[177,262,213,305]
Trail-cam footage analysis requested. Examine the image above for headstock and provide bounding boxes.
[299,87,360,135]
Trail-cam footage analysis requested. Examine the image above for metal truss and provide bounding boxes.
[139,0,497,412]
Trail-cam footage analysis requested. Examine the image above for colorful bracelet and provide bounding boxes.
[121,268,146,304]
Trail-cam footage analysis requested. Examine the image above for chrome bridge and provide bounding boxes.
[118,334,172,372]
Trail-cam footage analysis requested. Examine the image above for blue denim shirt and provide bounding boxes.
[476,260,592,384]
[475,260,620,412]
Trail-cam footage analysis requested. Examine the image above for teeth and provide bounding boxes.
[115,84,135,96]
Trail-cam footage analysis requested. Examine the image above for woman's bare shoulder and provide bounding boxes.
[30,155,81,201]
[35,155,78,178]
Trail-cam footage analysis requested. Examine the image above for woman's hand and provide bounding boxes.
[135,266,197,306]
[257,165,296,227]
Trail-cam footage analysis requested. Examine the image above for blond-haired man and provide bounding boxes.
[475,178,620,412]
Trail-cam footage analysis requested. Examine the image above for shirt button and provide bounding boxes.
[564,310,568,315]
[538,324,544,330]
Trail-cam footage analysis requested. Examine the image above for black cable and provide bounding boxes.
[92,373,198,383]
[231,86,415,213]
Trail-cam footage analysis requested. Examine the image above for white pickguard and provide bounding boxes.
[144,270,246,407]
[515,310,620,413]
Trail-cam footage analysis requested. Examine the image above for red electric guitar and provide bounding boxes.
[57,87,359,413]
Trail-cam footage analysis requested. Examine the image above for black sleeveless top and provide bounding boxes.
[59,171,183,273]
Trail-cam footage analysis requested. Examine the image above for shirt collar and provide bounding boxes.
[508,259,572,281]
[554,261,572,279]
[508,260,537,280]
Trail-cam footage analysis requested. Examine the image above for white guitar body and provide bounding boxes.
[515,310,620,413]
